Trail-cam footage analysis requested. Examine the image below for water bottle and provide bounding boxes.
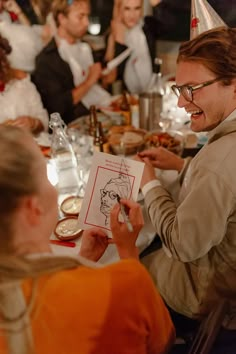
[49,112,80,195]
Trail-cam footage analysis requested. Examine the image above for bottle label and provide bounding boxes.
[93,144,104,153]
[122,111,132,126]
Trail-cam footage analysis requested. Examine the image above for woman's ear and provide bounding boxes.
[21,195,43,226]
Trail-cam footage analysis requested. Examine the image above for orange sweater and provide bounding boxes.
[0,259,175,354]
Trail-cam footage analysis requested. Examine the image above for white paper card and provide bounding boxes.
[102,48,132,75]
[78,151,144,233]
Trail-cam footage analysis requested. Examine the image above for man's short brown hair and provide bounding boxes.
[51,0,90,27]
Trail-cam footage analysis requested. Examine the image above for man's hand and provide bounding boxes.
[134,154,157,189]
[138,147,184,172]
[79,228,109,262]
[86,62,102,86]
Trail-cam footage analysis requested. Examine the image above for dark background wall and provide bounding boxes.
[16,0,236,41]
[90,0,236,40]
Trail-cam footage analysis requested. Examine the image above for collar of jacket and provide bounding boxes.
[208,118,236,144]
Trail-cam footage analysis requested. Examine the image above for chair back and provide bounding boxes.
[187,299,228,354]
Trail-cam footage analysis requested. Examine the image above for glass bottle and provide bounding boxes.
[147,58,165,95]
[89,105,97,137]
[147,57,165,130]
[93,121,105,152]
[120,91,132,126]
[49,112,80,195]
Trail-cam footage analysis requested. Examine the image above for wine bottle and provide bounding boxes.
[120,91,132,126]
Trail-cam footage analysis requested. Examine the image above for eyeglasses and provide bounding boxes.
[100,189,118,200]
[171,77,223,102]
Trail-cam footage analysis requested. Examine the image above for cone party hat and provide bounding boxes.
[190,0,227,39]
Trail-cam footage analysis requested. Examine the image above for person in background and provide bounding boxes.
[103,0,157,94]
[0,0,30,24]
[0,125,175,354]
[0,0,49,73]
[32,0,111,125]
[135,26,236,335]
[0,34,48,134]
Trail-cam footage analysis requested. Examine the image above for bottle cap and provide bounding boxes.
[154,58,162,74]
[54,216,83,241]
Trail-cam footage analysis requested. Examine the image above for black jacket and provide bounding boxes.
[32,38,88,124]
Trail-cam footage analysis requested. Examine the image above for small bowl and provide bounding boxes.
[60,196,83,216]
[54,216,83,241]
[108,127,146,155]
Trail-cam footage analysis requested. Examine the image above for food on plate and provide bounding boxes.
[110,94,139,112]
[108,125,146,155]
[145,131,183,155]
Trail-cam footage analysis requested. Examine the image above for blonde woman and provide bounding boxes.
[103,0,158,94]
[0,125,175,354]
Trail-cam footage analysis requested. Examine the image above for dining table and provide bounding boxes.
[38,91,205,265]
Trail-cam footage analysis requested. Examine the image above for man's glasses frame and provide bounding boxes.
[100,189,118,200]
[171,77,223,102]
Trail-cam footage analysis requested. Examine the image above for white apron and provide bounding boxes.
[124,22,152,94]
[58,38,111,109]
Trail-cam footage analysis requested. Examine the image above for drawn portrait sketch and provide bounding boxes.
[78,152,144,233]
[100,173,132,226]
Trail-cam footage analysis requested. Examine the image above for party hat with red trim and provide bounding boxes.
[190,0,227,39]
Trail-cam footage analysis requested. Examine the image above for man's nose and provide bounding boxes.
[177,94,189,108]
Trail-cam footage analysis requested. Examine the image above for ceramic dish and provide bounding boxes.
[54,216,83,241]
[60,196,83,216]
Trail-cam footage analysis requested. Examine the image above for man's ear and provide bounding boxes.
[58,12,66,27]
[21,195,43,226]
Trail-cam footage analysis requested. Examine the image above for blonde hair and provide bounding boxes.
[0,126,98,354]
[0,126,39,249]
[0,255,98,354]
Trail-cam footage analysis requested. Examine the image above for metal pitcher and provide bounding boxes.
[139,92,162,131]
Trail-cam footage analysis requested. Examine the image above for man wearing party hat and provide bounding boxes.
[137,0,236,344]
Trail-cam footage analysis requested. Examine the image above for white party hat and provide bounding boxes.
[190,0,227,39]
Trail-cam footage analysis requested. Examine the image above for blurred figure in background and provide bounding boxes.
[0,34,48,134]
[32,0,111,124]
[0,125,175,354]
[0,0,30,24]
[0,0,47,72]
[103,0,157,94]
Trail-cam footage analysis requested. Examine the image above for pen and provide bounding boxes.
[50,240,76,248]
[116,195,134,233]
